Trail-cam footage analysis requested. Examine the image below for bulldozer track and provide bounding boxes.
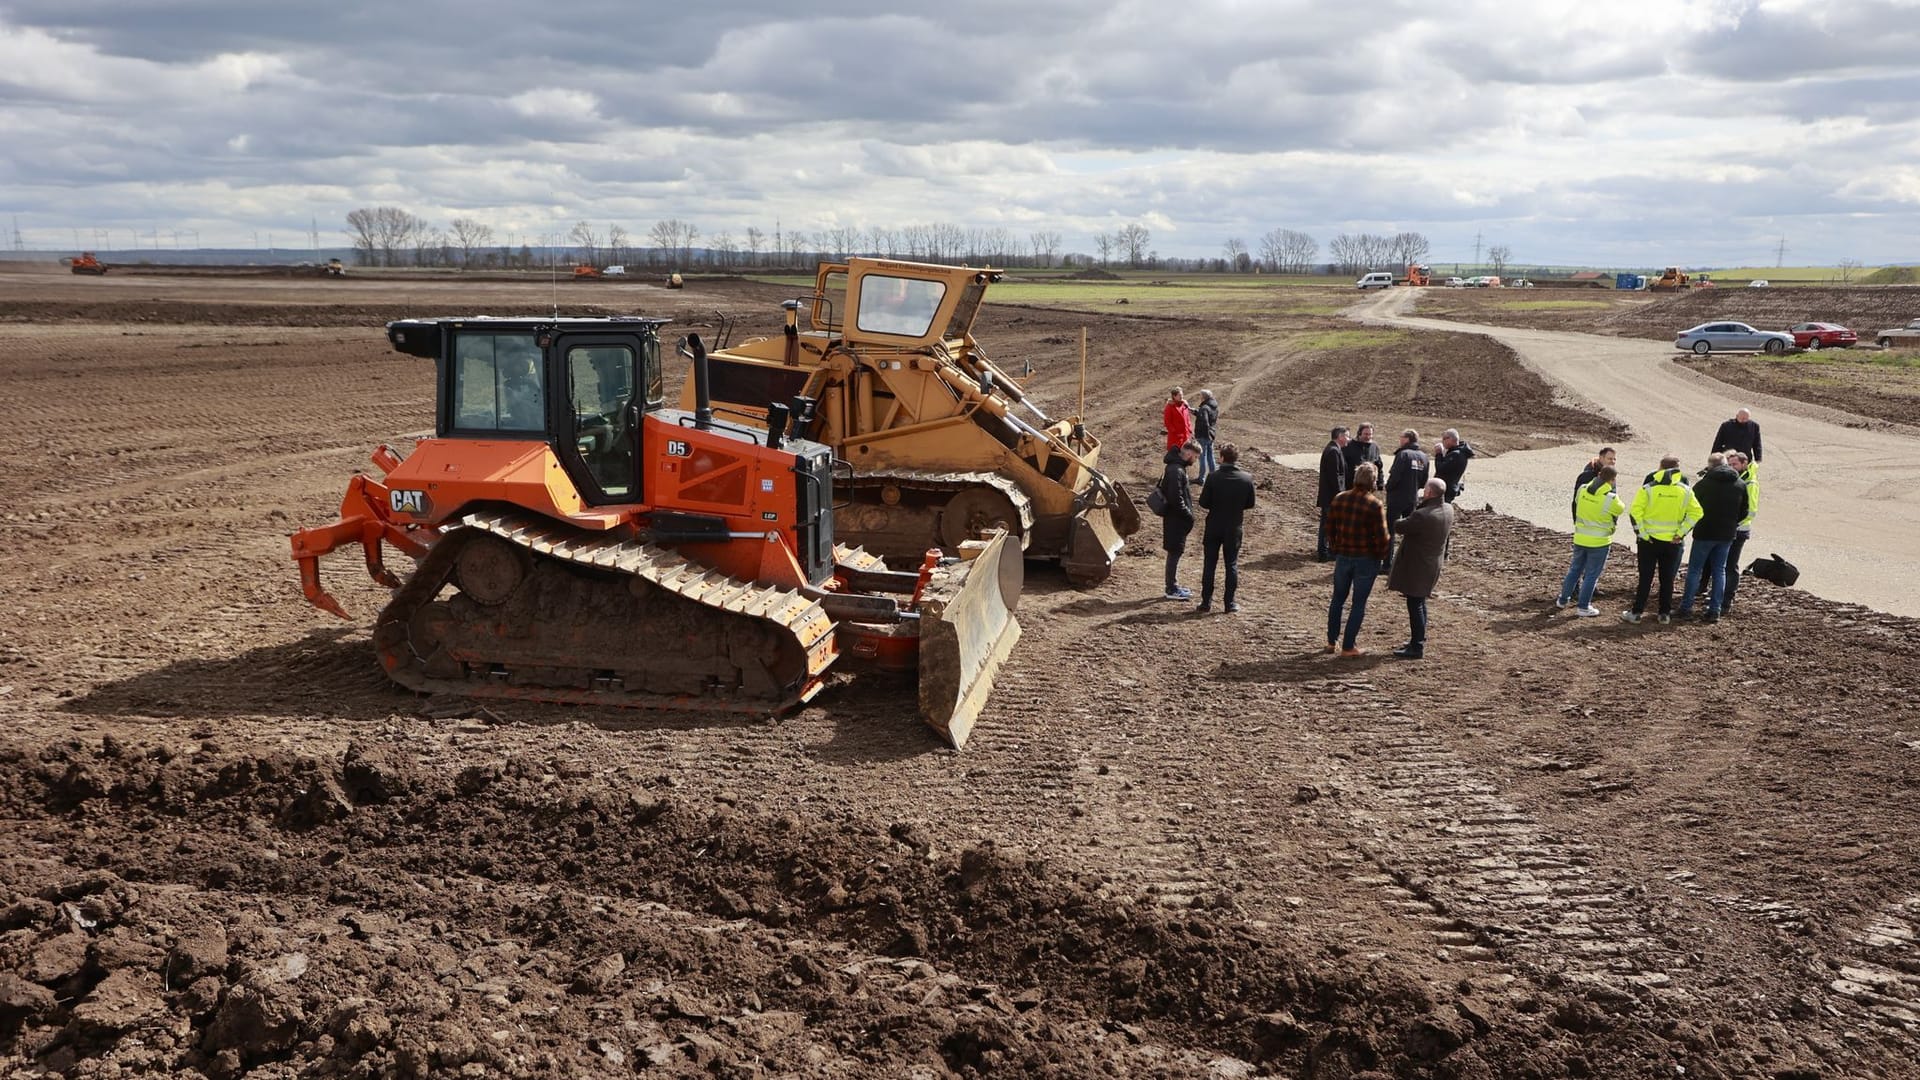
[373,510,835,714]
[848,468,1037,541]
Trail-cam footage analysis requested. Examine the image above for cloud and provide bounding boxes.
[2,0,1918,264]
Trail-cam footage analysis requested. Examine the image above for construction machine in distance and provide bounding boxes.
[678,258,1141,586]
[69,253,107,275]
[1403,263,1432,286]
[1649,267,1692,291]
[571,264,603,281]
[289,316,1023,748]
[326,258,346,277]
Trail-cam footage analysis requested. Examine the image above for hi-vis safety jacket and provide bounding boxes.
[1738,461,1759,529]
[1573,481,1626,547]
[1629,469,1703,542]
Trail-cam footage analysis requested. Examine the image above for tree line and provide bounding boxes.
[344,206,1444,276]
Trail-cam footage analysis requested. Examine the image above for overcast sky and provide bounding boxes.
[4,0,1917,266]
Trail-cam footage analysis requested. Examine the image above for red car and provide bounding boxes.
[1788,322,1857,349]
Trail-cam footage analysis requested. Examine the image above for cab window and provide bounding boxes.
[856,275,945,337]
[568,344,635,497]
[452,333,545,432]
[813,270,847,331]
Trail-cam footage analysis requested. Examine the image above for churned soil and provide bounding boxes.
[1674,354,1920,430]
[1,266,1917,1078]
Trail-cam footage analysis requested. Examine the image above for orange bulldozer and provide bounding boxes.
[290,317,1023,747]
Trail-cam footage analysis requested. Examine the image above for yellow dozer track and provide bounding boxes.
[680,258,1140,585]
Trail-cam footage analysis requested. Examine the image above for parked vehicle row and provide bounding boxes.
[1673,319,1920,354]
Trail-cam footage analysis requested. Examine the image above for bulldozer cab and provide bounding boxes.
[389,317,669,506]
[813,258,1000,346]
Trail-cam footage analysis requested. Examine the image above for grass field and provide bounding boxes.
[746,271,1353,317]
[1290,329,1410,350]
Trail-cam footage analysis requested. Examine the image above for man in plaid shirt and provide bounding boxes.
[1325,462,1392,656]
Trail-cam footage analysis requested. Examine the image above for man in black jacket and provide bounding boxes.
[1711,408,1762,462]
[1677,453,1748,622]
[1434,428,1474,502]
[1343,422,1382,477]
[1316,426,1351,561]
[1385,429,1430,521]
[1197,443,1257,613]
[1383,429,1430,570]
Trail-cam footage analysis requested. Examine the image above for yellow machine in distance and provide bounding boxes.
[679,258,1140,585]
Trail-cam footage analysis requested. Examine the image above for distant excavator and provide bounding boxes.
[678,258,1140,585]
[69,253,107,276]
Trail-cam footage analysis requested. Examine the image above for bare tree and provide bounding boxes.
[449,217,493,266]
[745,226,764,266]
[1117,223,1150,268]
[344,208,379,266]
[1392,231,1430,266]
[1258,228,1318,274]
[1487,244,1512,275]
[607,224,629,266]
[1222,237,1249,273]
[569,220,601,266]
[1030,230,1062,268]
[709,231,733,268]
[1837,257,1862,284]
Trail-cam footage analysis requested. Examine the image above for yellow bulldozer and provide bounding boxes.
[679,258,1140,585]
[1649,266,1692,291]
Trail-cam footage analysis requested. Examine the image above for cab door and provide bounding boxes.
[552,332,654,505]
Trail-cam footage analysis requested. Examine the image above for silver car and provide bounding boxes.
[1674,321,1794,355]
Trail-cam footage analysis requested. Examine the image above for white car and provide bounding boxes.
[1355,271,1394,290]
[602,265,627,277]
[1876,319,1920,348]
[1444,277,1466,287]
[1508,278,1534,289]
[1748,279,1770,288]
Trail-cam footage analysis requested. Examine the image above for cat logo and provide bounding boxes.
[389,489,429,515]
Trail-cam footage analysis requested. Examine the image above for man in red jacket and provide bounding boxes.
[1162,387,1193,451]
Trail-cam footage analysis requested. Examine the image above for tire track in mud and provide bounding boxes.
[1303,688,1692,1007]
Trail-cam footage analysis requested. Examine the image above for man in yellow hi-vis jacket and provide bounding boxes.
[1621,455,1704,624]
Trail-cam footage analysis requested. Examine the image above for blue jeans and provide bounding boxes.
[1197,437,1215,481]
[1327,555,1380,649]
[1558,544,1611,608]
[1679,538,1732,615]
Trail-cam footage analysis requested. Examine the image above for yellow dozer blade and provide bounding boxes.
[915,529,1023,749]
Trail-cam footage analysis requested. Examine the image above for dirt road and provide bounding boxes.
[1353,287,1920,618]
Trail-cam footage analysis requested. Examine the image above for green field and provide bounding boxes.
[746,270,1352,317]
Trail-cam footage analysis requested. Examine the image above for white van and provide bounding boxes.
[602,265,627,277]
[1356,271,1394,290]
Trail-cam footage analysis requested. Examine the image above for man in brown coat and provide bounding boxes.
[1386,478,1455,660]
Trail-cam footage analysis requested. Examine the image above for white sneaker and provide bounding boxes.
[1553,597,1569,609]
[1575,606,1601,617]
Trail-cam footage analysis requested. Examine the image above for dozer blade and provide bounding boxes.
[915,529,1023,749]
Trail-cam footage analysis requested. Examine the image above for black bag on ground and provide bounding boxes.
[1145,487,1168,517]
[1745,553,1799,587]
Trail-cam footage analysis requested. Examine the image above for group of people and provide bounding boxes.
[1558,408,1762,624]
[1157,389,1255,612]
[1316,423,1473,658]
[1151,389,1769,653]
[1156,390,1479,659]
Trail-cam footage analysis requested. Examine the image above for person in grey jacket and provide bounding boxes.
[1160,442,1199,600]
[1191,389,1219,484]
[1196,443,1256,613]
[1386,479,1455,659]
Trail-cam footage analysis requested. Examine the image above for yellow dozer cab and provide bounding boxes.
[679,258,1141,585]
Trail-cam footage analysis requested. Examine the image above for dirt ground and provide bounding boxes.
[3,267,1919,1079]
